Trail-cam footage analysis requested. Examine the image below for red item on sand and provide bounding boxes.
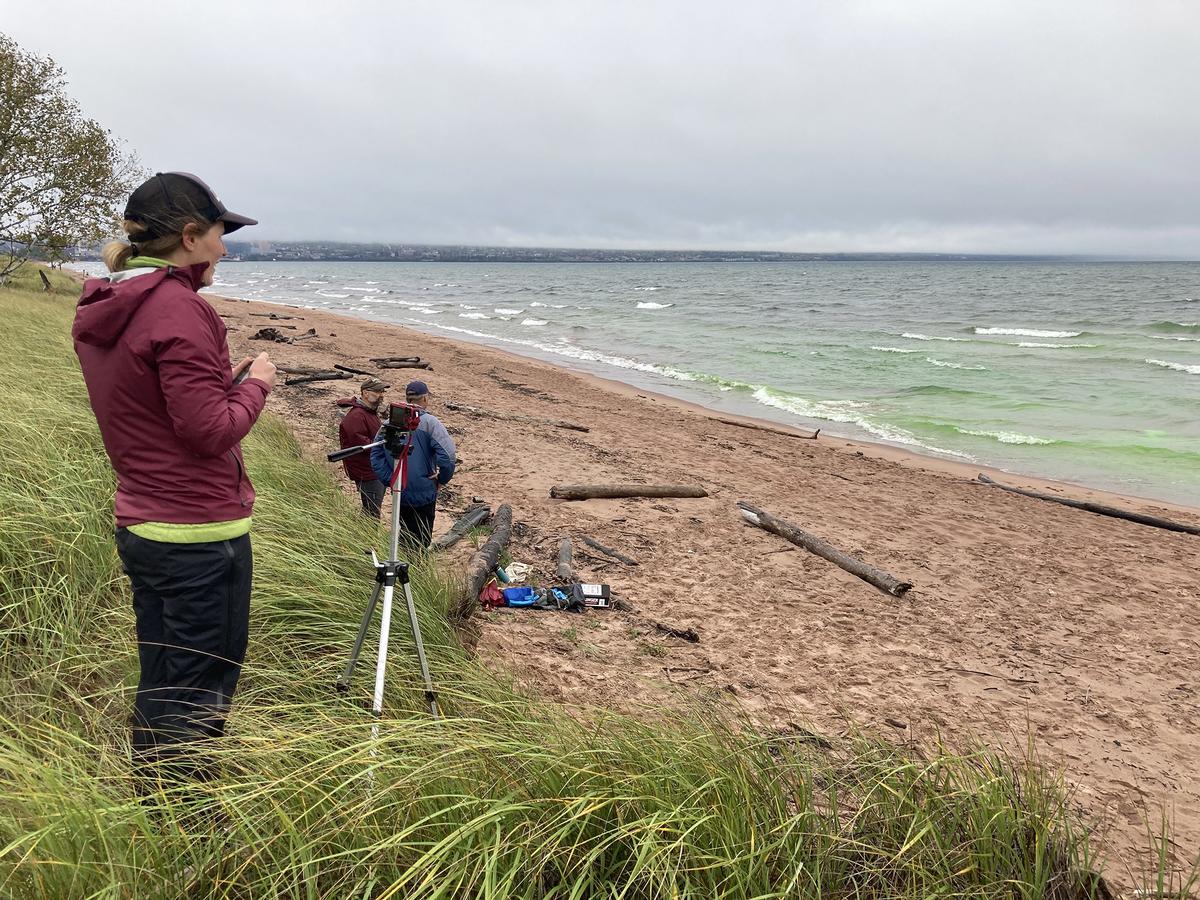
[479,579,504,610]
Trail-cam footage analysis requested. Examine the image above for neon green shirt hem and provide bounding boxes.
[127,518,252,543]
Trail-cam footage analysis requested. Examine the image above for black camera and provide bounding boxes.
[383,402,421,455]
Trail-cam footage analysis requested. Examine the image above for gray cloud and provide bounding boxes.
[6,0,1199,255]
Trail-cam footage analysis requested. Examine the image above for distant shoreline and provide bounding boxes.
[72,245,1197,265]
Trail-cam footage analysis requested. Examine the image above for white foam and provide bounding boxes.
[975,327,1081,338]
[901,333,970,342]
[925,357,987,370]
[304,281,329,285]
[1016,342,1097,348]
[316,291,350,299]
[956,428,1056,445]
[632,286,662,291]
[1149,335,1200,342]
[495,308,523,315]
[637,301,674,309]
[521,318,548,326]
[530,302,548,307]
[1146,358,1200,374]
[750,389,972,459]
[461,304,481,310]
[459,312,491,319]
[871,346,920,353]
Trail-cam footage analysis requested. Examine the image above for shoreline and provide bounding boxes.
[212,287,1200,517]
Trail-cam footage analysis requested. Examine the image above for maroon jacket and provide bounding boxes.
[337,397,383,481]
[72,262,271,526]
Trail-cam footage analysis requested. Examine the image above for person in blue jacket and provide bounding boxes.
[371,380,457,549]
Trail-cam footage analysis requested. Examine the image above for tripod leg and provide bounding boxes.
[402,580,440,718]
[372,582,395,719]
[337,578,383,693]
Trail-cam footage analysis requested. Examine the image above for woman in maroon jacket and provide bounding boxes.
[73,172,275,788]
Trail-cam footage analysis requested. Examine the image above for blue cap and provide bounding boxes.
[405,380,429,397]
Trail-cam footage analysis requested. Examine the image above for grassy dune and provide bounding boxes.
[0,265,1189,898]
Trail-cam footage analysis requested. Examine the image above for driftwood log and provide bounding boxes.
[432,503,492,551]
[716,417,820,440]
[278,365,327,376]
[977,474,1200,536]
[652,621,700,642]
[463,504,513,607]
[39,270,52,292]
[556,536,574,581]
[334,363,376,377]
[613,597,701,644]
[370,356,431,370]
[581,535,637,566]
[444,401,589,433]
[249,312,303,320]
[550,484,708,501]
[284,371,351,386]
[292,328,319,342]
[737,501,913,597]
[250,327,292,343]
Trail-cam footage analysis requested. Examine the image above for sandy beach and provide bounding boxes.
[213,291,1200,870]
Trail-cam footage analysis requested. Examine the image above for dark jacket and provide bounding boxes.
[336,397,383,482]
[370,409,456,507]
[72,263,271,526]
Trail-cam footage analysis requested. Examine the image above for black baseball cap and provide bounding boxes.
[124,172,257,240]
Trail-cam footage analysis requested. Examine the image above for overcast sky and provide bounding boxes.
[5,1,1199,256]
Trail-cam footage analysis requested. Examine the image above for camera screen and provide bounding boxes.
[388,403,420,429]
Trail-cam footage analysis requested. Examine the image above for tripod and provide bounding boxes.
[328,411,439,720]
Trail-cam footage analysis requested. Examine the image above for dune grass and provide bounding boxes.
[0,265,1194,898]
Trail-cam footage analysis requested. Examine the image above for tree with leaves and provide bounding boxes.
[0,33,141,279]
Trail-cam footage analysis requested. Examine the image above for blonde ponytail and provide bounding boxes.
[101,240,135,272]
[102,218,202,272]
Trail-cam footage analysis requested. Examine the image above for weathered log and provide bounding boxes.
[375,360,432,370]
[283,371,351,386]
[580,535,637,566]
[292,328,319,342]
[550,484,708,501]
[432,503,492,551]
[651,620,700,643]
[370,356,422,364]
[977,474,1200,536]
[38,270,52,292]
[277,365,326,376]
[249,312,303,320]
[716,417,820,440]
[463,504,513,608]
[556,536,574,582]
[250,327,292,343]
[445,401,589,433]
[737,501,913,597]
[334,363,377,377]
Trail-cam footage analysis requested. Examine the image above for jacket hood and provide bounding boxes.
[336,397,359,408]
[72,262,209,348]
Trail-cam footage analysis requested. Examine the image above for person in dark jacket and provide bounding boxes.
[72,172,275,787]
[371,380,456,549]
[337,377,389,517]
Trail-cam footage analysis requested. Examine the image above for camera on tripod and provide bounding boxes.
[383,402,421,455]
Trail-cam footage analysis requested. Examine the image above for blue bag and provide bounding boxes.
[502,586,538,607]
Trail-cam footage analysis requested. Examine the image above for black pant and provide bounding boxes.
[356,478,385,518]
[115,529,252,783]
[399,501,436,550]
